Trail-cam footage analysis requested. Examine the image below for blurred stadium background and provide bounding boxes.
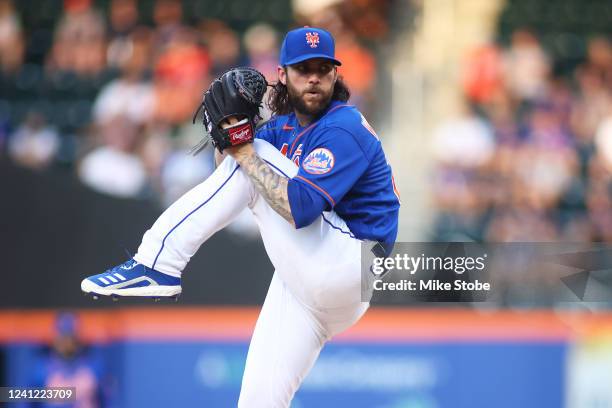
[2,0,612,406]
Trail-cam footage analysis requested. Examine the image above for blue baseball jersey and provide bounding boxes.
[255,100,400,247]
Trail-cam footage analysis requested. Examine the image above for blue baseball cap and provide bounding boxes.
[279,27,342,67]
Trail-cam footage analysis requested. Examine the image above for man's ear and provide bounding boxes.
[277,66,287,85]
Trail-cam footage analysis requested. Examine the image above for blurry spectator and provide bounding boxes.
[338,0,390,41]
[152,0,183,54]
[138,123,172,196]
[503,29,551,101]
[93,28,155,126]
[298,0,391,42]
[462,43,504,105]
[511,143,577,212]
[144,121,212,205]
[27,312,113,408]
[543,78,573,128]
[201,20,241,77]
[243,23,278,121]
[108,0,138,37]
[584,36,612,88]
[309,8,377,112]
[160,147,214,206]
[335,29,377,112]
[0,0,24,73]
[430,104,495,241]
[153,27,210,124]
[430,172,492,241]
[106,0,140,69]
[570,63,612,144]
[243,23,279,82]
[431,103,495,168]
[485,88,524,145]
[78,115,147,198]
[47,0,106,76]
[595,114,612,172]
[8,111,60,170]
[292,0,342,21]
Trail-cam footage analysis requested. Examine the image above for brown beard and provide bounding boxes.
[286,77,334,118]
[267,76,351,116]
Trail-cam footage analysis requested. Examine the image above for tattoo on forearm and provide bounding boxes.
[238,152,295,226]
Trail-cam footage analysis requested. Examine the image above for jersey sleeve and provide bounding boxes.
[287,179,329,228]
[291,127,369,208]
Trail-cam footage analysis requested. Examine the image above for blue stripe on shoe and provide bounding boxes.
[152,165,240,270]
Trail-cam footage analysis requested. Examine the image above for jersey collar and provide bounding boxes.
[287,100,350,156]
[289,99,346,129]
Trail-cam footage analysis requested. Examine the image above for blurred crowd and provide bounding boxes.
[0,0,386,207]
[432,29,612,242]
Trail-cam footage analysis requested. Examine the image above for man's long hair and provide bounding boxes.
[266,74,351,116]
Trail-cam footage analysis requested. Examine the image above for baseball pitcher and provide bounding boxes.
[81,27,400,407]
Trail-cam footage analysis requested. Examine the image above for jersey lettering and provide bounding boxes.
[291,144,303,166]
[280,143,289,157]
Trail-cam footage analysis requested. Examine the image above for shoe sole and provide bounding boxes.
[81,279,182,297]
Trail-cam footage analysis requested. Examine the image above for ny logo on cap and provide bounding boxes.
[305,32,319,48]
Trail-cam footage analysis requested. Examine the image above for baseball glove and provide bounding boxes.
[191,67,268,154]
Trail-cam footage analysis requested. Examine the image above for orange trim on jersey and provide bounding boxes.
[391,174,401,202]
[295,175,336,206]
[282,124,294,131]
[360,114,380,140]
[289,104,350,155]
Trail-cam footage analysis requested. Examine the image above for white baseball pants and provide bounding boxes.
[134,139,369,407]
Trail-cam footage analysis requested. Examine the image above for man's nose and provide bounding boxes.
[307,72,321,84]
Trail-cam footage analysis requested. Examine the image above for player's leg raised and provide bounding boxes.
[80,154,256,298]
